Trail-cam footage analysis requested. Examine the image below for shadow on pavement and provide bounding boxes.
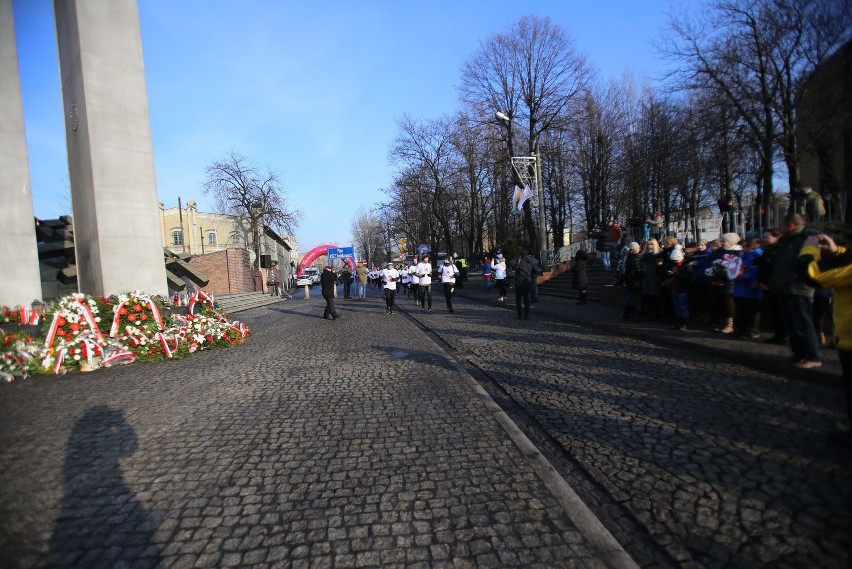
[46,405,160,568]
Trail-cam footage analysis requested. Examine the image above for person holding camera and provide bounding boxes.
[320,265,339,320]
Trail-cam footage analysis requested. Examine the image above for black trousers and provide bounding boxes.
[384,288,396,311]
[734,296,760,334]
[322,294,338,319]
[418,284,432,309]
[442,282,454,310]
[778,294,820,362]
[496,278,507,298]
[515,281,531,317]
[840,350,852,426]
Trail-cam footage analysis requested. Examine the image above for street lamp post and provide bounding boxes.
[496,112,548,268]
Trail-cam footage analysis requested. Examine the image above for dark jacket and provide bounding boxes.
[515,254,535,285]
[640,251,662,295]
[757,243,778,286]
[572,250,588,290]
[320,268,337,297]
[770,225,818,297]
[619,252,643,291]
[592,230,610,252]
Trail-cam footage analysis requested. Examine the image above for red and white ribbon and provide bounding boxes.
[75,298,104,341]
[101,345,135,367]
[44,312,62,347]
[188,291,213,315]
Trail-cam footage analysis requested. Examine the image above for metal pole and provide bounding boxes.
[534,144,547,268]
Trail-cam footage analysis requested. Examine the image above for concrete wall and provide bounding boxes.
[0,0,43,307]
[55,0,167,296]
[187,248,255,295]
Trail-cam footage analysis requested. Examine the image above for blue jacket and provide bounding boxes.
[734,248,764,299]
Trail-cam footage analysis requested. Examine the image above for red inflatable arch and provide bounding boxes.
[296,244,355,275]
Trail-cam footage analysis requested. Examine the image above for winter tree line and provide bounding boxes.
[352,0,851,265]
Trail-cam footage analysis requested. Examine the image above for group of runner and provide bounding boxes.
[370,254,461,314]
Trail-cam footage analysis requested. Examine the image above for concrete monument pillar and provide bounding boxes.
[0,0,43,307]
[54,0,167,296]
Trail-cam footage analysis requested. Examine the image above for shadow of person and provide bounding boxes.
[46,405,160,568]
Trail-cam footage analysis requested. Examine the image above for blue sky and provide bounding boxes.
[12,0,691,252]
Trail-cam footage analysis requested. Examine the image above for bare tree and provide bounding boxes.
[460,15,592,252]
[202,150,300,268]
[390,115,460,255]
[450,112,494,257]
[573,79,633,232]
[350,206,384,266]
[664,0,851,225]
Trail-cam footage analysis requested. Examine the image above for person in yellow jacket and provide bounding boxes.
[800,233,851,437]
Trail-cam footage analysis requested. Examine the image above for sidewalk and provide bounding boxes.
[454,276,843,384]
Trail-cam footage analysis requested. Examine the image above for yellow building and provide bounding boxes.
[158,201,298,284]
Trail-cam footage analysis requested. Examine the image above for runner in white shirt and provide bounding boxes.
[400,267,411,298]
[408,257,419,304]
[437,256,460,313]
[416,254,433,313]
[380,262,400,314]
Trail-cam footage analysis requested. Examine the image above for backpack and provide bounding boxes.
[516,256,533,282]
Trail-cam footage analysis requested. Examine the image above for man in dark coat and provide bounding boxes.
[617,242,643,320]
[770,213,820,368]
[572,249,589,304]
[514,250,536,319]
[320,265,340,320]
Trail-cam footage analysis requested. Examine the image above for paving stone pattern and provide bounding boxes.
[408,288,852,569]
[0,295,611,568]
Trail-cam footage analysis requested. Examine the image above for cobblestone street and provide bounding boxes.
[1,293,621,569]
[1,287,850,568]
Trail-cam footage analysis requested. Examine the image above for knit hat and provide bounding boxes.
[670,244,684,261]
[628,242,640,252]
[721,233,740,246]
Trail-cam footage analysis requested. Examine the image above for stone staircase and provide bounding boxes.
[537,258,617,302]
[215,291,288,314]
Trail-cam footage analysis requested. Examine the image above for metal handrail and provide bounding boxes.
[553,238,597,264]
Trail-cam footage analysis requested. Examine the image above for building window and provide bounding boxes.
[171,229,183,246]
[230,232,241,244]
[207,232,217,246]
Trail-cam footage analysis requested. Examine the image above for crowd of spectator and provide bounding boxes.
[606,212,850,437]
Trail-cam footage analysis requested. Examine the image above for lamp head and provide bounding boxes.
[495,111,510,123]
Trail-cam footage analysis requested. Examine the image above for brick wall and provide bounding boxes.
[188,248,255,294]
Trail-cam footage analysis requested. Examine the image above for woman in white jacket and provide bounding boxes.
[493,254,508,301]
